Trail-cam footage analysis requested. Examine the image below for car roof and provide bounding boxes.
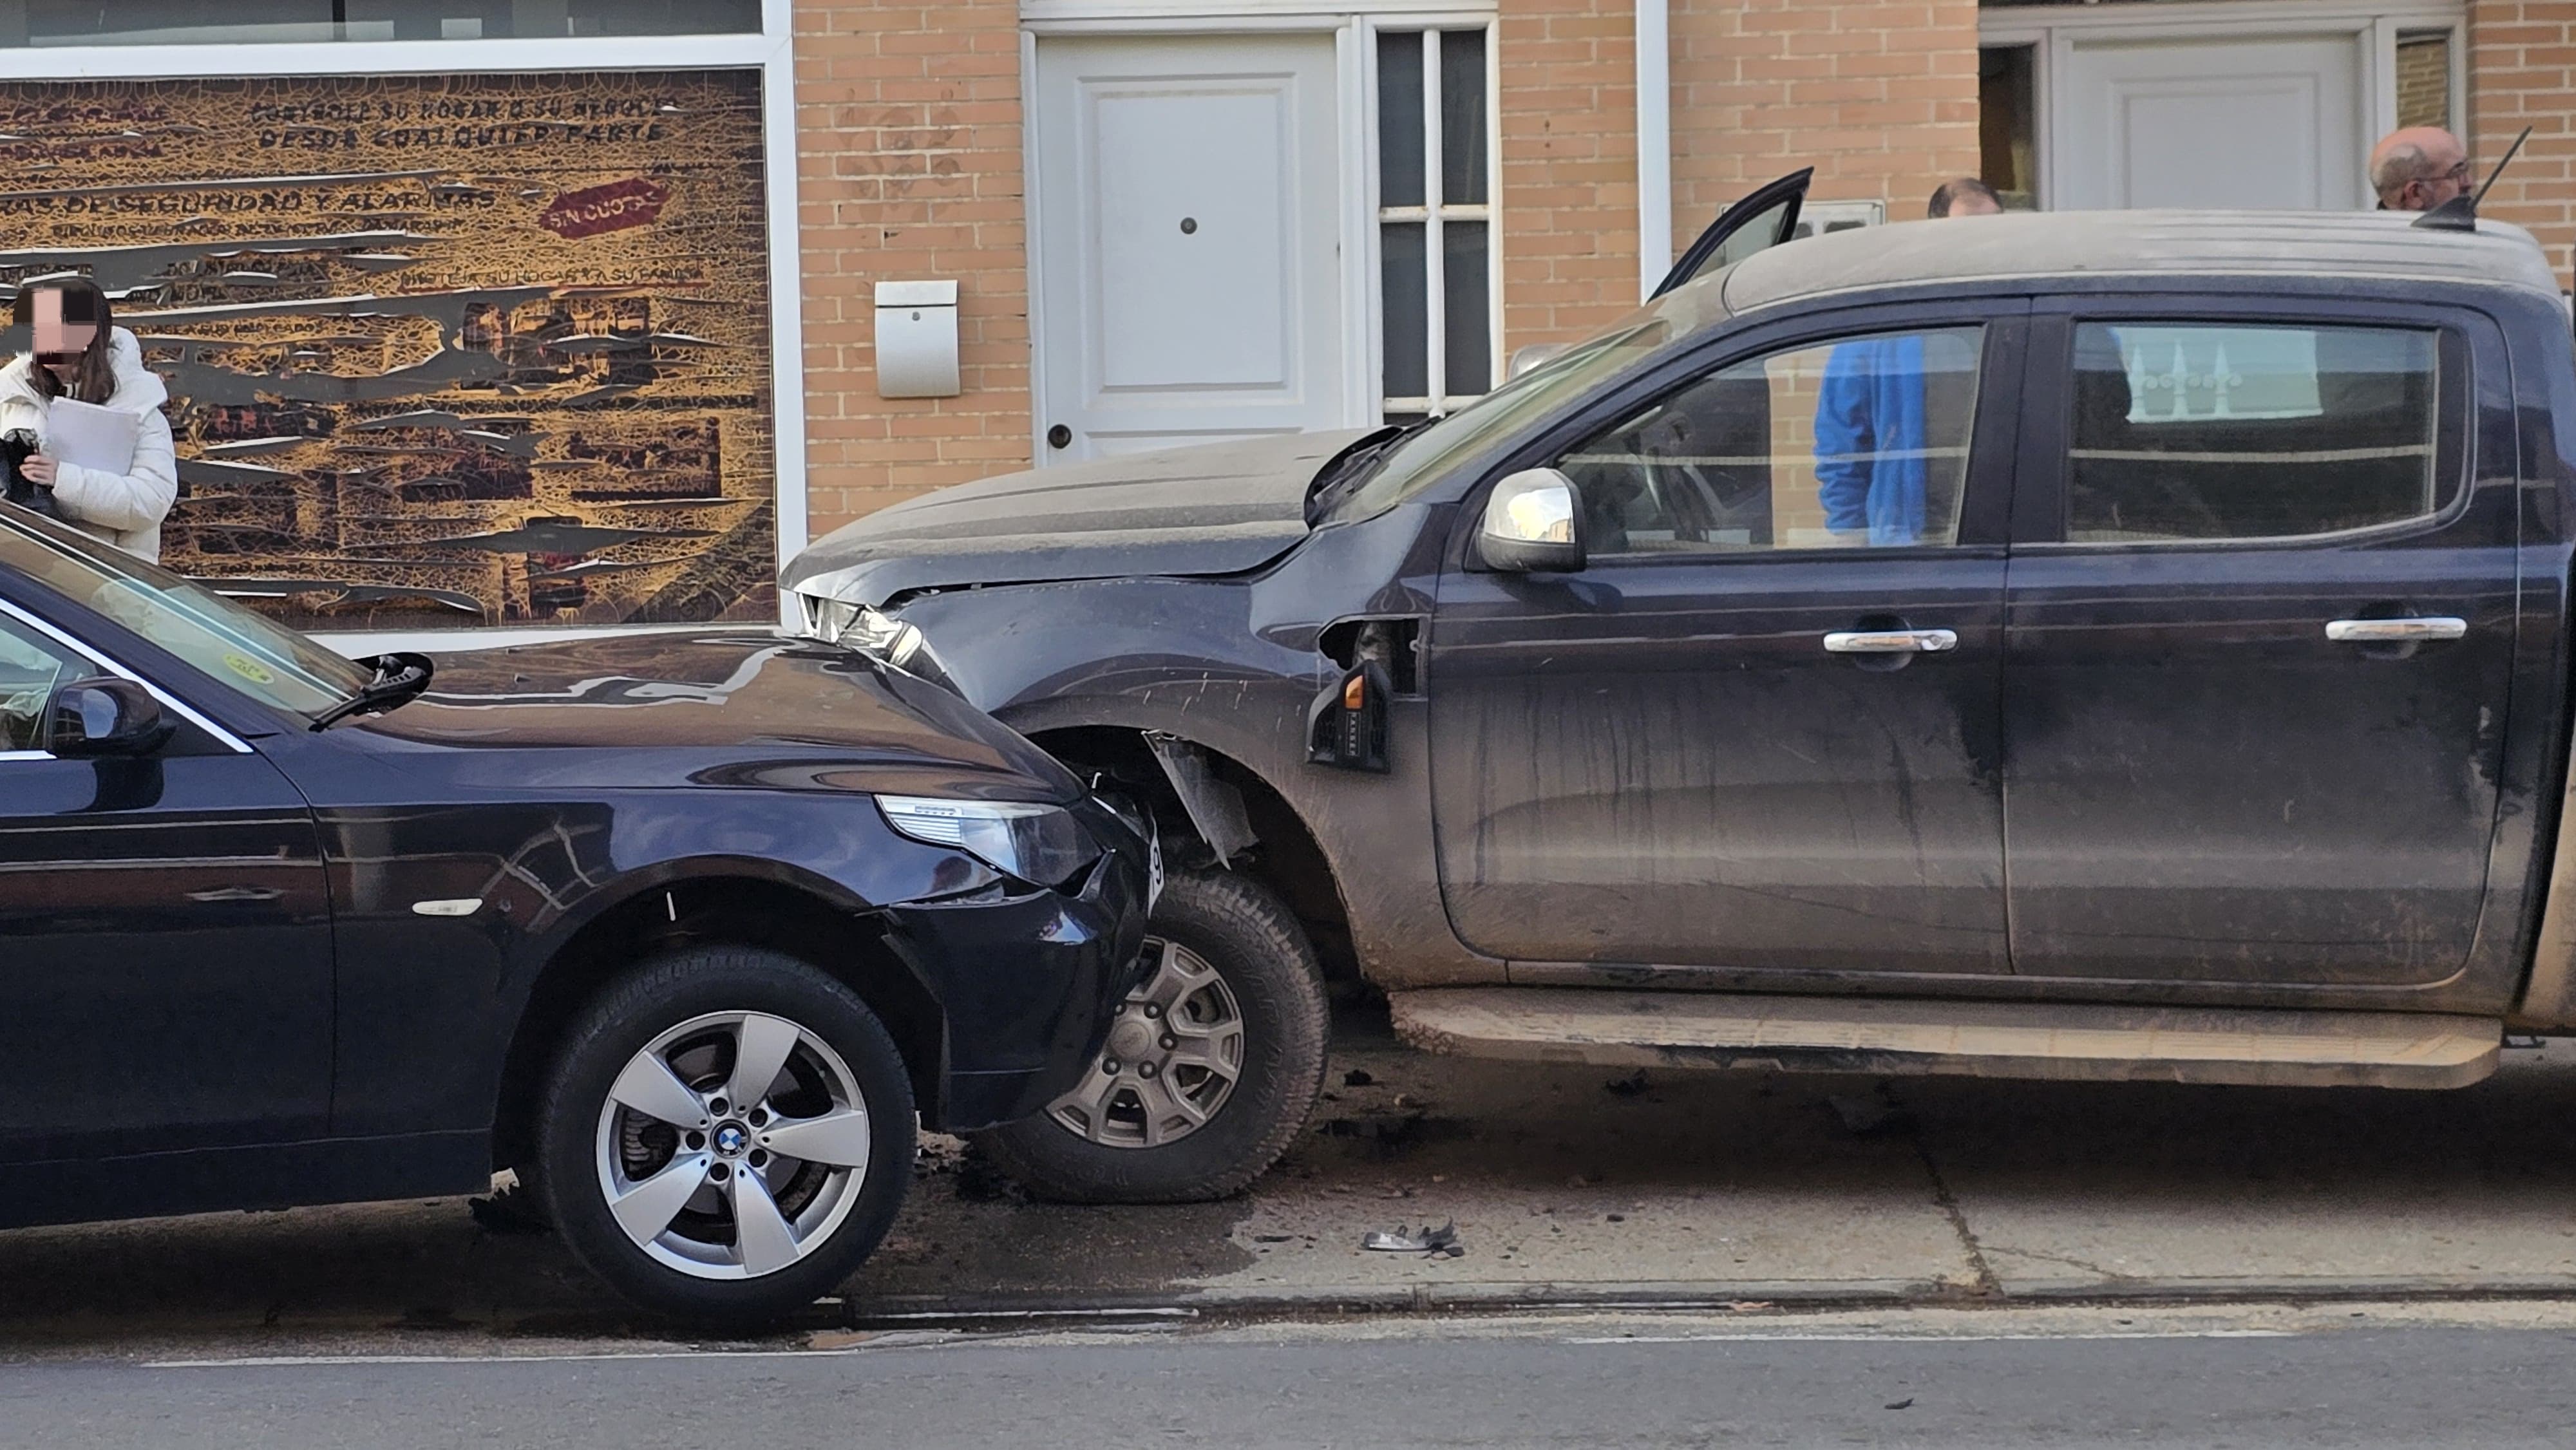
[1718,209,2570,317]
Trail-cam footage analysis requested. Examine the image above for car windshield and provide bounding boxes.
[1322,281,1728,524]
[0,507,377,718]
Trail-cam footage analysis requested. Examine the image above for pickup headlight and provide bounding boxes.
[800,594,956,692]
[878,796,1101,888]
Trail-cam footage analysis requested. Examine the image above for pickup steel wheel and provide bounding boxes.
[1043,938,1245,1147]
[971,870,1328,1203]
[537,946,914,1327]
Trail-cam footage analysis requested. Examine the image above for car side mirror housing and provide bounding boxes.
[1476,467,1586,574]
[48,677,172,758]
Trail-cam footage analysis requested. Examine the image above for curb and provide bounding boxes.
[826,1272,2576,1330]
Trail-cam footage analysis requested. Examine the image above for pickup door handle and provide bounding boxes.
[1823,628,1958,654]
[2324,617,2467,643]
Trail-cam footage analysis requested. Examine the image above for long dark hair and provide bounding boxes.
[11,276,117,406]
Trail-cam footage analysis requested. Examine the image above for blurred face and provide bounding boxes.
[32,288,97,378]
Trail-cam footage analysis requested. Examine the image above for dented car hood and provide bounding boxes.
[782,429,1370,608]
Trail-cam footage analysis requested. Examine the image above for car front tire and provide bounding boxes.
[536,946,915,1328]
[970,870,1329,1203]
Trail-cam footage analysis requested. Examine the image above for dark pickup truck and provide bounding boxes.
[784,194,2576,1205]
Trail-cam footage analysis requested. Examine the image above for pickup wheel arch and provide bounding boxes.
[1027,724,1359,988]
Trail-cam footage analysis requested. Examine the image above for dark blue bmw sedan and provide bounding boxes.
[0,502,1151,1326]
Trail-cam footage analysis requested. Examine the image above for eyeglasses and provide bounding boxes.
[2436,160,2474,185]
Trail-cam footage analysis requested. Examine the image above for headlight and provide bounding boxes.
[799,594,955,692]
[878,796,1101,888]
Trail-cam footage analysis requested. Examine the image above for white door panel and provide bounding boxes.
[1035,35,1345,464]
[2058,37,2365,211]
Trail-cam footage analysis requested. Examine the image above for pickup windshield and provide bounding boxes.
[0,507,376,718]
[1320,279,1728,525]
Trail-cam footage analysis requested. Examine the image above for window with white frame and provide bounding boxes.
[1376,24,1497,422]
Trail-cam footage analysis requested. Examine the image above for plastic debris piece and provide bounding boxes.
[1362,1220,1459,1254]
[1885,1398,1915,1411]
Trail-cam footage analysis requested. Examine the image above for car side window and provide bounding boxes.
[1558,325,1985,557]
[2068,321,2447,542]
[0,614,84,755]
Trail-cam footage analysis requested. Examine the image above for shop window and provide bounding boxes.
[0,68,780,631]
[0,0,759,46]
[1378,26,1494,419]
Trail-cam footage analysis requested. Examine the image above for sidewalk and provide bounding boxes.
[6,1004,2576,1346]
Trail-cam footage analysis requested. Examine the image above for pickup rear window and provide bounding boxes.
[2068,321,2446,543]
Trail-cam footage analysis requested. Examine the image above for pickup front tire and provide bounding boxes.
[971,870,1329,1203]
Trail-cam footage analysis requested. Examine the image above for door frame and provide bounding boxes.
[1980,0,2467,212]
[1021,1,1504,462]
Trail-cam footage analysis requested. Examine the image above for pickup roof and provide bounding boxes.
[784,198,2576,1203]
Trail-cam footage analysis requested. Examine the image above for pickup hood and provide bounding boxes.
[345,630,1083,802]
[782,429,1370,608]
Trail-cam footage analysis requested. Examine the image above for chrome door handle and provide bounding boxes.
[1823,628,1958,654]
[2324,617,2467,643]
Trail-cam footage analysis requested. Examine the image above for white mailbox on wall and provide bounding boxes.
[875,280,960,399]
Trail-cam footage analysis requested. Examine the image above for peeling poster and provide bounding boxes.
[0,71,778,630]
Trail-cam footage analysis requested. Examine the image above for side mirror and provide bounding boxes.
[1476,468,1586,574]
[47,677,172,758]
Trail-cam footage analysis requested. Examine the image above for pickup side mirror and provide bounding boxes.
[47,677,172,758]
[1476,468,1586,574]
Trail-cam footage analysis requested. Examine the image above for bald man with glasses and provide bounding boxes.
[2369,127,2472,212]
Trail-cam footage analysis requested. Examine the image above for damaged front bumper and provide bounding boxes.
[880,798,1155,1132]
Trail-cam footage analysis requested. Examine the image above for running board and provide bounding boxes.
[1387,988,2501,1090]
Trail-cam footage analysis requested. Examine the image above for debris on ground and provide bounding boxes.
[1727,1300,1776,1313]
[1885,1398,1915,1411]
[1343,1069,1376,1087]
[952,1147,1034,1205]
[1827,1090,1915,1138]
[1251,1233,1295,1243]
[1363,1221,1464,1257]
[1603,1069,1651,1098]
[467,1185,550,1236]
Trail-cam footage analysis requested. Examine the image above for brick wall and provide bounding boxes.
[1497,0,1643,352]
[1668,0,1980,250]
[2470,0,2576,286]
[791,0,1030,542]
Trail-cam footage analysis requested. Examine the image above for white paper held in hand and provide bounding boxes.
[44,397,140,476]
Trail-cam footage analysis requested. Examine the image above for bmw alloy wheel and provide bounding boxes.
[594,1010,873,1280]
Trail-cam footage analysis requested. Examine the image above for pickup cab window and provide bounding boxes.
[2069,321,2446,541]
[1560,325,1985,556]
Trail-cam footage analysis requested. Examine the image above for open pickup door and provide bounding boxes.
[1650,167,1813,299]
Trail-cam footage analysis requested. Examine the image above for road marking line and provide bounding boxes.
[1566,1330,2295,1345]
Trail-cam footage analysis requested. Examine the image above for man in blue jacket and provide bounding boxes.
[1812,179,2001,545]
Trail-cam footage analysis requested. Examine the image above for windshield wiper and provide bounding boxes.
[1302,418,1436,523]
[310,652,434,730]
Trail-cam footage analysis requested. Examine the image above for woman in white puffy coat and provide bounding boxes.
[0,277,178,561]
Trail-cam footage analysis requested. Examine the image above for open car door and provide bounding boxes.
[1651,167,1813,298]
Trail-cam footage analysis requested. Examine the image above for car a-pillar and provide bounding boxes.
[972,727,1342,1203]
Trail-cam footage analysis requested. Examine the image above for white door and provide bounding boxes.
[2056,35,2367,211]
[1032,34,1346,463]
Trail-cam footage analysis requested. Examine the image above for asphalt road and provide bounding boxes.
[10,1307,2576,1450]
